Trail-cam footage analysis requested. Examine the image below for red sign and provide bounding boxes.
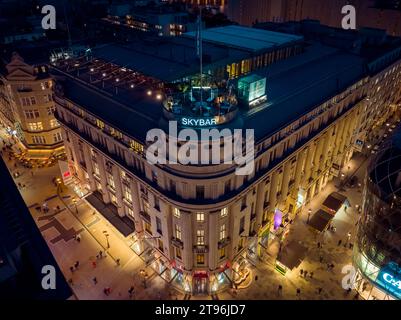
[63,171,71,178]
[193,271,208,278]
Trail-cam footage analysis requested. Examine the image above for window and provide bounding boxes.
[196,185,205,199]
[196,230,205,245]
[130,139,144,153]
[241,196,247,210]
[239,216,245,234]
[27,122,43,131]
[219,224,226,241]
[32,135,46,144]
[144,221,152,235]
[238,238,244,251]
[93,162,100,176]
[196,212,205,222]
[43,94,52,102]
[47,106,56,115]
[154,196,160,210]
[53,132,63,143]
[221,207,228,217]
[196,254,205,264]
[158,239,164,252]
[156,217,162,235]
[96,119,105,129]
[219,247,226,259]
[30,96,36,105]
[174,208,181,218]
[107,172,115,189]
[175,224,182,240]
[24,109,39,119]
[175,247,182,259]
[50,119,59,128]
[127,207,134,217]
[96,181,102,191]
[123,184,132,203]
[111,194,117,205]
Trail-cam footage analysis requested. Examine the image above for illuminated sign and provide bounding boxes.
[181,117,217,127]
[376,262,401,299]
[274,209,283,230]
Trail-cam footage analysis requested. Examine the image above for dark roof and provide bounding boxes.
[308,209,334,232]
[322,192,348,213]
[0,157,72,299]
[53,42,367,143]
[277,240,308,269]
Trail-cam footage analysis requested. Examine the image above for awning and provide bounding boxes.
[321,192,349,214]
[276,240,308,270]
[308,209,334,232]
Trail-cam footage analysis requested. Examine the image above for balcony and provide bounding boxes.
[218,237,230,249]
[193,245,208,253]
[139,211,151,223]
[171,237,184,249]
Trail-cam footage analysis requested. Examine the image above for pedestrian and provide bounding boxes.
[310,272,314,279]
[330,263,335,270]
[70,266,74,273]
[338,239,342,246]
[31,171,34,177]
[317,242,321,249]
[353,293,359,300]
[278,285,282,296]
[103,287,110,296]
[296,288,301,297]
[76,235,81,243]
[68,278,73,286]
[317,287,323,295]
[74,261,79,269]
[116,258,121,266]
[99,250,103,258]
[92,261,97,268]
[319,256,323,263]
[347,288,352,294]
[348,242,352,249]
[254,275,258,281]
[347,232,351,242]
[333,226,337,232]
[300,269,303,276]
[304,270,308,278]
[93,277,98,285]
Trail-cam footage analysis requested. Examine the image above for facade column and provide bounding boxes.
[269,170,279,210]
[255,182,264,227]
[208,211,219,271]
[82,144,96,191]
[320,128,333,172]
[112,164,124,217]
[280,161,291,203]
[182,211,193,271]
[97,156,110,203]
[312,136,325,179]
[130,179,143,233]
[293,148,306,197]
[303,143,315,187]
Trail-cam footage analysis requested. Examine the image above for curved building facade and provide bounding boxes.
[353,129,401,300]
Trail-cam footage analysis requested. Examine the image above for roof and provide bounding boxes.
[308,209,334,232]
[322,192,348,213]
[277,240,308,269]
[184,25,303,52]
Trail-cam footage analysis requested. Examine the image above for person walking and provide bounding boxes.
[128,286,135,298]
[319,256,324,263]
[317,287,323,295]
[304,270,308,278]
[300,269,303,277]
[93,277,98,285]
[310,272,314,279]
[278,285,282,296]
[116,258,121,266]
[74,261,80,269]
[296,288,301,298]
[338,239,342,246]
[92,261,97,269]
[70,266,74,273]
[347,232,352,242]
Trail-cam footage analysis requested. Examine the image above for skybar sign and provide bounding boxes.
[181,117,218,127]
[376,262,401,299]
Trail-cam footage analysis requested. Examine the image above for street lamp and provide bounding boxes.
[103,230,110,249]
[72,197,78,214]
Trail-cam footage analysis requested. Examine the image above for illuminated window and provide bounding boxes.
[196,254,205,264]
[221,207,228,217]
[96,119,105,130]
[111,194,117,205]
[175,224,182,240]
[219,224,226,241]
[93,162,100,176]
[197,230,205,245]
[130,139,143,153]
[158,239,164,252]
[107,172,115,189]
[196,212,205,222]
[175,247,182,259]
[50,119,59,128]
[123,184,132,203]
[174,208,181,218]
[43,94,52,103]
[144,221,152,235]
[219,247,226,259]
[28,122,43,131]
[32,135,46,144]
[47,106,56,115]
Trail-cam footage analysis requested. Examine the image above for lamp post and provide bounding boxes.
[103,230,110,249]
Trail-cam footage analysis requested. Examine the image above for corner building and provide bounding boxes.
[52,25,401,295]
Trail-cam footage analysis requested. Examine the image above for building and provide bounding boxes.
[0,52,64,158]
[0,156,72,299]
[51,24,401,295]
[226,0,401,36]
[353,127,401,300]
[101,6,200,37]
